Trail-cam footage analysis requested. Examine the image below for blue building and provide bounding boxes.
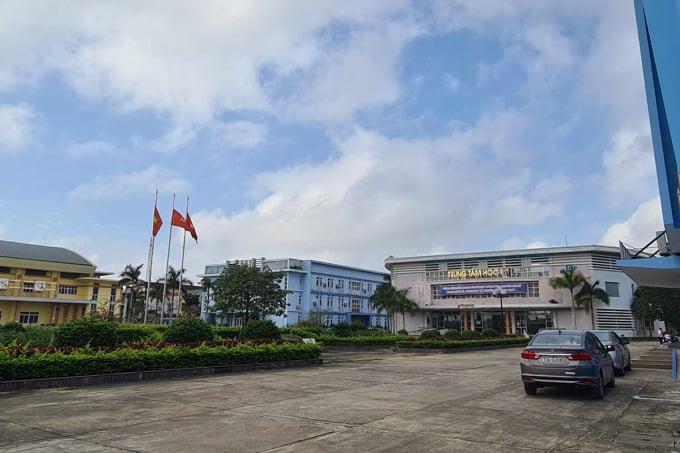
[199,257,389,328]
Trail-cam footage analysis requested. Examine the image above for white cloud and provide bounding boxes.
[69,165,190,201]
[443,73,460,92]
[0,103,35,152]
[206,121,268,149]
[600,197,663,248]
[65,140,119,158]
[601,125,656,206]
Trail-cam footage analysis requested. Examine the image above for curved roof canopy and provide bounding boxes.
[0,240,94,267]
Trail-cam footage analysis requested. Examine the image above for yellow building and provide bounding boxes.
[0,240,123,326]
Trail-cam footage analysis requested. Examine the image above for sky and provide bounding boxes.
[0,0,664,283]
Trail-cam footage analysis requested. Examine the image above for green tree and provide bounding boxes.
[212,265,291,324]
[396,288,418,332]
[119,263,144,323]
[631,288,661,336]
[369,278,418,333]
[575,280,610,329]
[633,286,680,333]
[201,277,214,320]
[549,266,586,329]
[157,265,193,321]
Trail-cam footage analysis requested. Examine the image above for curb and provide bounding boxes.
[0,358,323,393]
[393,343,528,354]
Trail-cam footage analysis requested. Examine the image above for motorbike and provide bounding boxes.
[662,333,678,344]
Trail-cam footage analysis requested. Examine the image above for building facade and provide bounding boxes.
[0,240,122,326]
[199,257,389,328]
[385,245,640,337]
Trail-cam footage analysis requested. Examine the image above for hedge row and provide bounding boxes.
[396,337,529,349]
[316,335,404,346]
[0,342,321,381]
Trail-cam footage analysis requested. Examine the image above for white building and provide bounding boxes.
[385,245,640,337]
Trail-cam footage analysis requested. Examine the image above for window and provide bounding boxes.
[22,282,34,293]
[527,281,539,297]
[109,288,117,314]
[92,286,99,301]
[351,299,361,312]
[25,269,47,276]
[58,285,78,295]
[18,312,39,325]
[0,266,10,274]
[351,281,361,291]
[316,276,322,287]
[299,275,304,286]
[338,279,345,289]
[605,282,620,297]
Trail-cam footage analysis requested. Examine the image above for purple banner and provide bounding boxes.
[439,282,527,296]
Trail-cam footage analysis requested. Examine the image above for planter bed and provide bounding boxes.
[0,358,323,392]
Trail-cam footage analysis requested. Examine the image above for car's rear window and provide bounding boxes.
[592,332,611,343]
[530,334,582,346]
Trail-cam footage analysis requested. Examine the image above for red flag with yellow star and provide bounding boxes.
[152,206,163,237]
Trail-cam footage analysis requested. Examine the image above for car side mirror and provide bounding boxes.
[605,345,615,351]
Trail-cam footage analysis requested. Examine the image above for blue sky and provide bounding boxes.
[0,0,662,282]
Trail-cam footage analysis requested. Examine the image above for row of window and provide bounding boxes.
[313,276,375,293]
[310,297,365,311]
[0,268,82,279]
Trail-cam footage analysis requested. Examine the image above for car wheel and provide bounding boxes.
[593,373,605,399]
[615,364,625,377]
[524,383,537,395]
[606,370,616,388]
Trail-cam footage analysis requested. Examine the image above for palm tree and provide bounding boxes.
[157,266,193,322]
[119,264,144,323]
[369,279,399,333]
[549,266,586,329]
[575,280,610,329]
[396,288,418,332]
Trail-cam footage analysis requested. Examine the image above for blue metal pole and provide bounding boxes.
[673,349,677,381]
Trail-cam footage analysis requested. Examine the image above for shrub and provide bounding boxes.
[461,329,481,338]
[280,327,324,338]
[212,326,242,339]
[0,325,55,346]
[240,320,281,340]
[396,337,529,349]
[482,328,500,337]
[331,322,365,338]
[420,329,440,339]
[54,317,117,347]
[397,329,410,336]
[116,325,162,344]
[444,330,461,338]
[1,322,25,334]
[316,335,397,346]
[164,317,213,343]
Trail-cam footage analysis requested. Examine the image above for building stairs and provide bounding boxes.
[632,346,677,370]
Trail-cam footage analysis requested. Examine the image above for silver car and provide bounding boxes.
[520,329,615,399]
[588,330,632,376]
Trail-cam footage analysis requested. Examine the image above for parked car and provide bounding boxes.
[520,329,615,399]
[588,330,632,376]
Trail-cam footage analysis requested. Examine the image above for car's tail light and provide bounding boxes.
[567,352,592,361]
[521,350,538,359]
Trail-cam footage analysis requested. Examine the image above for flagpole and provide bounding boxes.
[178,196,189,318]
[143,190,159,324]
[161,193,175,325]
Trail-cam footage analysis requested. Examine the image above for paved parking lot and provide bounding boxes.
[1,342,678,452]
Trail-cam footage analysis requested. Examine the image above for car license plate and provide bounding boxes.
[539,356,567,365]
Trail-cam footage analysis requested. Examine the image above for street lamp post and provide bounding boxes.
[494,288,505,335]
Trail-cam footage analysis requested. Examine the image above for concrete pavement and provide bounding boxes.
[0,341,678,452]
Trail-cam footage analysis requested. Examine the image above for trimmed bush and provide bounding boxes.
[420,329,440,339]
[444,329,461,339]
[0,341,321,381]
[1,322,25,334]
[396,337,529,349]
[164,317,213,343]
[240,320,281,340]
[461,329,481,338]
[280,327,325,338]
[316,335,397,346]
[397,329,410,336]
[0,325,54,347]
[212,326,241,339]
[482,328,500,337]
[54,317,117,347]
[116,325,162,344]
